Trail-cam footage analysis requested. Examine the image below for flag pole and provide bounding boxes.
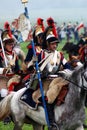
[20,0,29,18]
[21,0,28,5]
[31,40,50,127]
[20,1,50,126]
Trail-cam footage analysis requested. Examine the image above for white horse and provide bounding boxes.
[0,66,87,130]
[0,92,14,121]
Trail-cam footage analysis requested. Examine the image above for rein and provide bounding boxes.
[59,71,87,91]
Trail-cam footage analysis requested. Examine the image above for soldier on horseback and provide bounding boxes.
[22,18,45,74]
[23,20,72,129]
[0,29,22,124]
[36,29,72,130]
[0,30,21,99]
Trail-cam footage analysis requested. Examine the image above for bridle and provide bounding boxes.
[61,68,87,91]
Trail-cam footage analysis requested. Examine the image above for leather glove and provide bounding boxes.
[21,62,27,73]
[58,69,73,79]
[27,56,38,69]
[32,56,38,62]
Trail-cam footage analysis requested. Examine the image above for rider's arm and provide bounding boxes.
[25,48,33,63]
[60,52,71,70]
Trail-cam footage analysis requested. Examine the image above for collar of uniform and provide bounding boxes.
[44,49,55,53]
[5,49,13,55]
[44,49,52,53]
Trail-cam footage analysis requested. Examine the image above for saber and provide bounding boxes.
[31,40,50,127]
[0,34,8,67]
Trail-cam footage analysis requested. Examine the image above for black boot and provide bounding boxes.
[3,116,11,125]
[46,102,59,130]
[0,94,4,101]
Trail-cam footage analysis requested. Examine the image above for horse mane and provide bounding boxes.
[62,42,80,55]
[71,66,83,81]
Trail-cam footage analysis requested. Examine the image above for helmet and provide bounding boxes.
[47,17,54,26]
[46,33,59,44]
[46,28,59,44]
[35,26,44,37]
[33,25,44,45]
[1,30,15,44]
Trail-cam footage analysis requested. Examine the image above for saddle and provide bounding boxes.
[56,84,69,106]
[19,88,38,110]
[19,84,69,111]
[19,88,48,110]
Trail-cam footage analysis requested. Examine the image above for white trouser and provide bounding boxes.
[0,88,8,98]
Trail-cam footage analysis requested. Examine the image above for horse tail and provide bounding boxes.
[0,92,15,120]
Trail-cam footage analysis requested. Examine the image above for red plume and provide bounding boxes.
[47,17,58,38]
[47,17,54,26]
[4,22,12,38]
[37,18,45,31]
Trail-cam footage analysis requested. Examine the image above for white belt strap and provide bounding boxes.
[40,53,53,71]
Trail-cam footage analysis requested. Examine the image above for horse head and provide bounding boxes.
[72,65,87,91]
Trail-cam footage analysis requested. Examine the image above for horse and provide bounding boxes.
[0,74,21,123]
[7,65,87,130]
[0,72,45,130]
[0,92,14,121]
[62,38,87,60]
[62,41,80,56]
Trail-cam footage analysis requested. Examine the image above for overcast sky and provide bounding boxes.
[0,0,87,23]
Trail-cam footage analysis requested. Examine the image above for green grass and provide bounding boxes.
[0,122,48,130]
[20,41,29,53]
[0,122,33,130]
[0,39,87,129]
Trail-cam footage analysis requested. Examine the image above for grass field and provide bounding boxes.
[0,39,87,130]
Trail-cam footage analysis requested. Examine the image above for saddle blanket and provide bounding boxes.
[19,88,48,110]
[19,85,68,110]
[19,88,38,110]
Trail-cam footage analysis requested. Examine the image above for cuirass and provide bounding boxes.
[45,50,61,74]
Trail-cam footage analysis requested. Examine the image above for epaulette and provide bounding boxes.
[27,44,32,49]
[44,49,51,53]
[60,52,64,60]
[27,44,37,50]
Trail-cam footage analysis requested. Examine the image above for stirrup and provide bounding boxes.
[48,122,59,130]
